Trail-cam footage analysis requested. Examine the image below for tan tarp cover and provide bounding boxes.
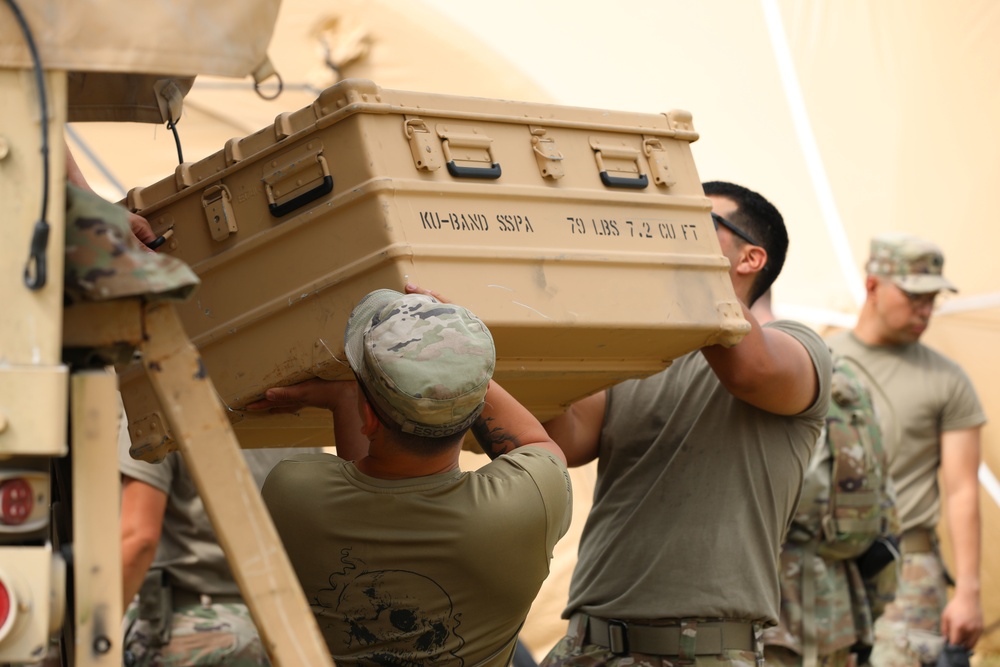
[0,0,280,123]
[0,0,280,77]
[60,0,998,659]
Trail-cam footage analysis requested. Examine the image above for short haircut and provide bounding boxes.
[357,376,467,454]
[703,180,788,305]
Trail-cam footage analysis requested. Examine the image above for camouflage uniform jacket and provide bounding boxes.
[764,354,900,658]
[64,183,198,304]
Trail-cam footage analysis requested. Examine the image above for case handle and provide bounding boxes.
[268,174,333,217]
[590,139,649,190]
[264,150,333,218]
[446,161,502,179]
[438,127,502,180]
[599,171,648,189]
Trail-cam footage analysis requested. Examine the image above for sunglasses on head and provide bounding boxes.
[711,212,759,246]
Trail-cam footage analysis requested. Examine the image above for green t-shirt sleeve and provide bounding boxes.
[767,319,834,420]
[940,362,986,432]
[496,447,573,555]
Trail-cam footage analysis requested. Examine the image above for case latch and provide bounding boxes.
[589,138,648,189]
[436,125,502,179]
[404,118,441,172]
[530,127,564,180]
[643,137,676,188]
[128,412,174,463]
[202,184,237,241]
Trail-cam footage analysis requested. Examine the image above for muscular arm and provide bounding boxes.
[940,426,983,648]
[700,303,821,415]
[246,379,368,460]
[540,390,606,467]
[121,476,168,609]
[472,380,567,466]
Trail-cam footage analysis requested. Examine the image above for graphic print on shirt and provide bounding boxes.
[312,548,466,666]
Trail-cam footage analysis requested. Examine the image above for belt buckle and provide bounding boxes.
[607,619,629,655]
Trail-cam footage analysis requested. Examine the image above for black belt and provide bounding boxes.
[585,615,755,656]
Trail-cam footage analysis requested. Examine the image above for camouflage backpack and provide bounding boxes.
[790,354,897,560]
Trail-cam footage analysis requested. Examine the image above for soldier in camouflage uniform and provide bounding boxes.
[64,181,282,666]
[250,288,572,666]
[828,233,986,667]
[762,354,900,667]
[119,421,318,666]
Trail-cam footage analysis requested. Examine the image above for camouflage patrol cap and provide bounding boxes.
[866,232,957,294]
[344,289,496,438]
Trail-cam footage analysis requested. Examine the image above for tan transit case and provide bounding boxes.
[116,78,748,457]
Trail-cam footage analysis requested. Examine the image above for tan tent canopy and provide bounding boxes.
[419,1,1000,657]
[0,0,282,123]
[58,0,999,658]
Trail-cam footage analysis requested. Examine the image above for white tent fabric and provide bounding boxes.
[67,0,999,658]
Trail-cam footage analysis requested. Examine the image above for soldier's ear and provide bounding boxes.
[734,244,766,276]
[359,399,381,439]
[865,275,880,295]
[745,244,767,273]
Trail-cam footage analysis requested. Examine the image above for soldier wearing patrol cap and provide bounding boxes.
[253,287,571,667]
[865,233,955,289]
[828,232,986,667]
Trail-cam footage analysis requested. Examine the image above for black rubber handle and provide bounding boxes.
[268,175,334,217]
[145,235,167,250]
[446,161,502,179]
[600,171,648,189]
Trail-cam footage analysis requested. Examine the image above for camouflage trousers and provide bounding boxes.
[539,614,764,667]
[764,645,855,667]
[870,552,947,667]
[123,599,272,667]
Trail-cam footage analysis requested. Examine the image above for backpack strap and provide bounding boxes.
[836,353,900,466]
[800,541,819,667]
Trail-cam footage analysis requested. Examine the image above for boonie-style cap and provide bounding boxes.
[344,289,495,438]
[865,232,957,294]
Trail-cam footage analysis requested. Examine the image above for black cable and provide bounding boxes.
[167,118,183,164]
[3,0,51,290]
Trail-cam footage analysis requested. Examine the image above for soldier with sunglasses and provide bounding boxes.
[539,181,833,667]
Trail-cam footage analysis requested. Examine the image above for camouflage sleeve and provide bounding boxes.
[64,184,199,304]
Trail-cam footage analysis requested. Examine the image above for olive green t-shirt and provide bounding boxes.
[262,447,572,667]
[565,320,833,625]
[827,331,985,531]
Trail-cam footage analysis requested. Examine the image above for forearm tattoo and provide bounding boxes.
[471,415,521,460]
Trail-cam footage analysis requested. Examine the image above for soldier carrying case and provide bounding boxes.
[117,78,749,458]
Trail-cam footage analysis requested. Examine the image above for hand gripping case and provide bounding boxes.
[116,78,749,457]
